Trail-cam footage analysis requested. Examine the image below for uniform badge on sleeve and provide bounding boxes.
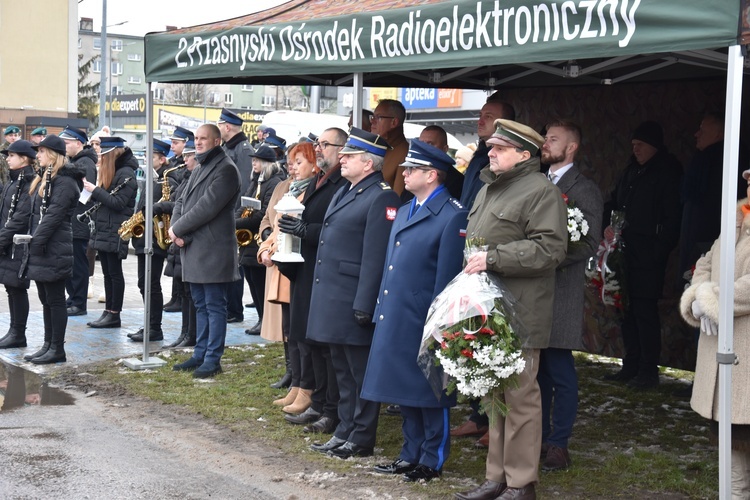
[386,207,397,220]
[459,228,467,237]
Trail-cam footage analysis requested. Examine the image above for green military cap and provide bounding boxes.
[31,127,47,137]
[4,125,20,135]
[486,119,544,155]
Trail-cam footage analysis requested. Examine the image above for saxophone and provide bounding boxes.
[154,163,185,250]
[236,206,255,247]
[118,211,145,240]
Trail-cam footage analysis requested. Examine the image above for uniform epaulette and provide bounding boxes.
[379,182,391,190]
[450,198,464,209]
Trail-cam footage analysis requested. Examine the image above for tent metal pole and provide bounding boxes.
[718,43,743,500]
[353,73,363,129]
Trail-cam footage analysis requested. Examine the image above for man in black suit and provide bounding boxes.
[303,128,401,458]
[169,124,241,379]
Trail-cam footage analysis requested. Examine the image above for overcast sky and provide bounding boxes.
[78,0,291,37]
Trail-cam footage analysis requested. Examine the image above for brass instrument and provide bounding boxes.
[154,163,185,250]
[236,206,255,247]
[118,211,145,240]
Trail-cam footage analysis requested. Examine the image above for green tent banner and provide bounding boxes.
[145,0,741,83]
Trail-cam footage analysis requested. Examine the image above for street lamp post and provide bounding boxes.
[98,0,107,129]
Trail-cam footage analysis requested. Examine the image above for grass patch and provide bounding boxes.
[73,345,718,499]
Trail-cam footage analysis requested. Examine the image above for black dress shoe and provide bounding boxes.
[304,416,338,434]
[374,459,417,475]
[403,464,441,482]
[310,436,346,453]
[129,329,164,342]
[327,441,373,459]
[385,404,401,416]
[627,373,659,389]
[284,407,322,425]
[244,321,262,335]
[66,306,87,316]
[227,315,244,323]
[270,371,292,389]
[173,357,202,372]
[88,311,121,328]
[193,364,222,378]
[163,299,182,312]
[603,369,637,382]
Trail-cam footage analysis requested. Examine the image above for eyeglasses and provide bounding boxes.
[403,166,434,175]
[313,141,344,150]
[370,114,395,123]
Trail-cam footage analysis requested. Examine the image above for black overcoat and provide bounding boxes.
[69,146,98,240]
[0,165,35,288]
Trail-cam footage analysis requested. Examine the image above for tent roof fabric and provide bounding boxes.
[145,0,743,88]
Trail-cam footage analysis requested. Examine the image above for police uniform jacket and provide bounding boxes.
[69,146,98,240]
[361,187,467,407]
[172,146,241,284]
[465,157,567,349]
[0,164,35,288]
[548,165,603,350]
[25,162,86,283]
[278,167,348,343]
[88,148,138,259]
[223,131,254,201]
[306,171,401,346]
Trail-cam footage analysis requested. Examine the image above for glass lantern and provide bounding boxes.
[271,193,305,263]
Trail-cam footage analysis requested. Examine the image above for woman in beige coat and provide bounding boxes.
[680,172,750,499]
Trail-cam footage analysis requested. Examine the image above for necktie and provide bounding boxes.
[548,172,557,184]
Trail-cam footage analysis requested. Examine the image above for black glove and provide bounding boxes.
[278,214,307,239]
[354,310,373,327]
[261,228,272,241]
[152,203,165,216]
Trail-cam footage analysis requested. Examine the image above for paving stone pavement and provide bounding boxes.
[0,251,266,374]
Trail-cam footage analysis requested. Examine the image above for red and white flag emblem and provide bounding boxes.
[386,207,397,221]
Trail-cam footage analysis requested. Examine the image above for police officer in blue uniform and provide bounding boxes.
[305,128,401,459]
[362,140,468,482]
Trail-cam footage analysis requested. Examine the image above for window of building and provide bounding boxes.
[111,62,123,75]
[111,39,123,51]
[241,85,254,92]
[153,88,165,101]
[92,60,102,73]
[112,86,123,95]
[207,92,220,104]
[300,97,309,109]
[262,95,276,107]
[283,97,291,108]
[127,53,142,62]
[128,76,141,84]
[224,93,233,105]
[78,38,82,49]
[93,38,102,50]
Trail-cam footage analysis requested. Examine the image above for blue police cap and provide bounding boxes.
[99,136,126,155]
[4,126,20,135]
[249,145,276,162]
[340,127,391,157]
[264,135,287,152]
[217,108,243,126]
[59,125,89,144]
[183,139,196,155]
[1,140,37,159]
[169,126,193,142]
[400,139,456,173]
[153,139,171,157]
[31,127,47,137]
[35,135,67,156]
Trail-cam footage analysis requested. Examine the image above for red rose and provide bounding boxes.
[562,193,569,203]
[478,327,494,335]
[441,341,448,349]
[461,348,474,358]
[464,333,477,341]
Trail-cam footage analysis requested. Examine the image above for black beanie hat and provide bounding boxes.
[632,121,664,149]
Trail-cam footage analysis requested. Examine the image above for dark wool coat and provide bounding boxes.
[69,146,98,240]
[361,188,468,407]
[305,171,401,346]
[235,169,285,267]
[25,163,86,282]
[608,149,683,299]
[172,146,241,284]
[88,148,138,259]
[277,167,348,342]
[0,165,35,288]
[549,165,603,350]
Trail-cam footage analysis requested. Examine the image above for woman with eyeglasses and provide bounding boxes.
[83,137,138,330]
[22,136,87,364]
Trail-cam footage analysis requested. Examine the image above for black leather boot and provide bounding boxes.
[24,326,52,361]
[0,328,13,345]
[89,311,121,329]
[271,342,292,389]
[176,327,196,347]
[87,310,108,327]
[30,342,66,364]
[0,329,27,349]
